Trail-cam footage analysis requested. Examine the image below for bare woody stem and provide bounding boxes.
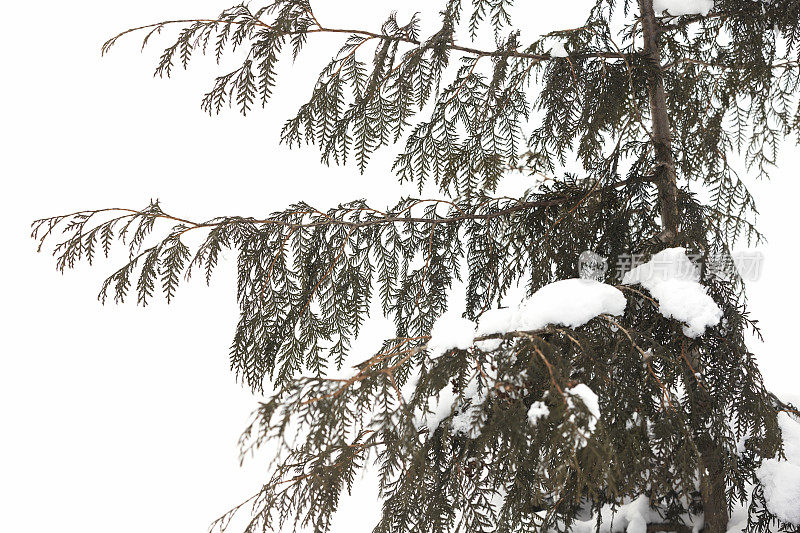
[639,0,680,245]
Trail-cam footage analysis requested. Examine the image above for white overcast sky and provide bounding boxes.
[2,1,799,532]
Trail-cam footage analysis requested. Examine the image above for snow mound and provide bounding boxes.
[756,413,800,525]
[476,279,627,336]
[622,248,722,338]
[653,0,714,16]
[427,311,477,358]
[757,460,800,524]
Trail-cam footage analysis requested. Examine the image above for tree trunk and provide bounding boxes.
[638,0,680,244]
[637,2,728,532]
[697,434,730,533]
[684,347,729,533]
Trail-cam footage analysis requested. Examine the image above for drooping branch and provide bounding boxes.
[32,171,670,388]
[32,175,648,246]
[101,15,630,63]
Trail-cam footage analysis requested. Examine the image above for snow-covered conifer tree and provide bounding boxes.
[33,0,800,531]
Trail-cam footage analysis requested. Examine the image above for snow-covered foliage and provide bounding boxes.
[565,384,601,447]
[449,379,488,438]
[416,378,488,437]
[527,400,550,425]
[572,495,703,533]
[476,279,627,336]
[566,385,600,429]
[756,412,800,524]
[653,0,714,16]
[421,385,457,436]
[427,279,626,354]
[423,279,620,442]
[622,248,722,337]
[569,412,800,531]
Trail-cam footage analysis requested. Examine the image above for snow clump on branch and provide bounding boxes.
[475,279,627,337]
[622,247,723,338]
[427,279,627,357]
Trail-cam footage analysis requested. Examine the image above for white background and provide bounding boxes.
[2,1,798,532]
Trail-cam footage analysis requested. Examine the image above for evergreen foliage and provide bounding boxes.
[34,1,800,532]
